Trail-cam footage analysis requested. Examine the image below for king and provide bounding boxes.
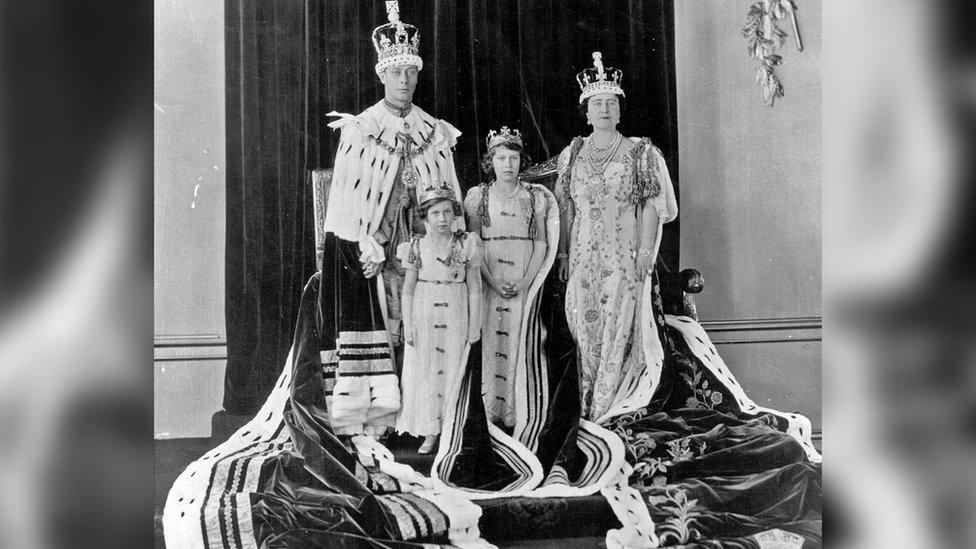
[320,0,464,439]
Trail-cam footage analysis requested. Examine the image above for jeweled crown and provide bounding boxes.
[372,1,423,75]
[576,51,624,104]
[418,180,457,206]
[485,126,523,150]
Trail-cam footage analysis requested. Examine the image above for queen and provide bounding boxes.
[555,52,678,421]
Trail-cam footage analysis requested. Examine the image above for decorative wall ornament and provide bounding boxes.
[743,0,803,106]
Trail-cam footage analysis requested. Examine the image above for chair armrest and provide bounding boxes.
[659,268,704,320]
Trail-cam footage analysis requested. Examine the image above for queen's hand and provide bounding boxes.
[636,253,654,281]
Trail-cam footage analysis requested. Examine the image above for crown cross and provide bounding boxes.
[576,51,625,104]
[593,52,606,80]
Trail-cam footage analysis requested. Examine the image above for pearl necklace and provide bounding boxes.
[586,132,623,172]
[492,181,521,200]
[589,131,620,152]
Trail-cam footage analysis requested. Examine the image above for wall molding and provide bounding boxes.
[155,334,227,362]
[700,316,821,345]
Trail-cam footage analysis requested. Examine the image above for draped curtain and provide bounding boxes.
[225,0,678,414]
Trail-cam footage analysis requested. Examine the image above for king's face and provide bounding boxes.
[380,65,419,107]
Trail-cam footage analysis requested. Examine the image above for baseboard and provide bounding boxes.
[154,335,227,362]
[700,316,822,345]
[155,334,227,438]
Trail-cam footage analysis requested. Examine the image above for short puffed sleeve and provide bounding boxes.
[463,185,487,227]
[462,232,483,269]
[463,185,481,212]
[395,240,420,270]
[633,140,678,223]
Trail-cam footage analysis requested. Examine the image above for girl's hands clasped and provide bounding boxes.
[490,277,531,299]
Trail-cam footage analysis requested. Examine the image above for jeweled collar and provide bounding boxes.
[382,99,413,118]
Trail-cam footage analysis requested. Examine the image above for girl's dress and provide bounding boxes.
[394,230,482,436]
[464,182,548,427]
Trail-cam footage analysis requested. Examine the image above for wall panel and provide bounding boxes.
[675,0,822,427]
[154,0,226,438]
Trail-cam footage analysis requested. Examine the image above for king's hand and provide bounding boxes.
[362,259,383,279]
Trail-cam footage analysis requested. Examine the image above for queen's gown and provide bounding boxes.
[559,137,676,422]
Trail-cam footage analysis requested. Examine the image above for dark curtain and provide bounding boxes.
[225,0,679,414]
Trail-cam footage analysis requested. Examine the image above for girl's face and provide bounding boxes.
[491,146,521,183]
[425,199,456,234]
[586,93,621,131]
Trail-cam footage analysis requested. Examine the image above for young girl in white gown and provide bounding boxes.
[464,127,549,428]
[395,182,483,453]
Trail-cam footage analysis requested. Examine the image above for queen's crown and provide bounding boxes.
[576,51,624,104]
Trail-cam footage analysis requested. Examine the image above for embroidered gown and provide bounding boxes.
[559,138,676,421]
[395,231,482,436]
[464,182,548,427]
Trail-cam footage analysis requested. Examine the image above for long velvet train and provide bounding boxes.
[164,238,821,548]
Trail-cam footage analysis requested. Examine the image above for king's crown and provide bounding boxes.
[372,1,423,74]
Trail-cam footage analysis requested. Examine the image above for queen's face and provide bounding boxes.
[586,93,621,131]
[491,145,521,183]
[380,65,419,107]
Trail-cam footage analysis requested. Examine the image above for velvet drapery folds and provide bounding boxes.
[224,0,678,414]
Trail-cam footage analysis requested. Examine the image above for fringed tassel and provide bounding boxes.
[556,137,585,215]
[447,230,467,268]
[630,138,662,207]
[407,235,422,269]
[477,183,491,228]
[526,184,538,239]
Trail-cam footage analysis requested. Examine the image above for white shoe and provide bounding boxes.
[418,435,438,454]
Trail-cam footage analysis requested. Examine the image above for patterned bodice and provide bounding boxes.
[569,155,638,216]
